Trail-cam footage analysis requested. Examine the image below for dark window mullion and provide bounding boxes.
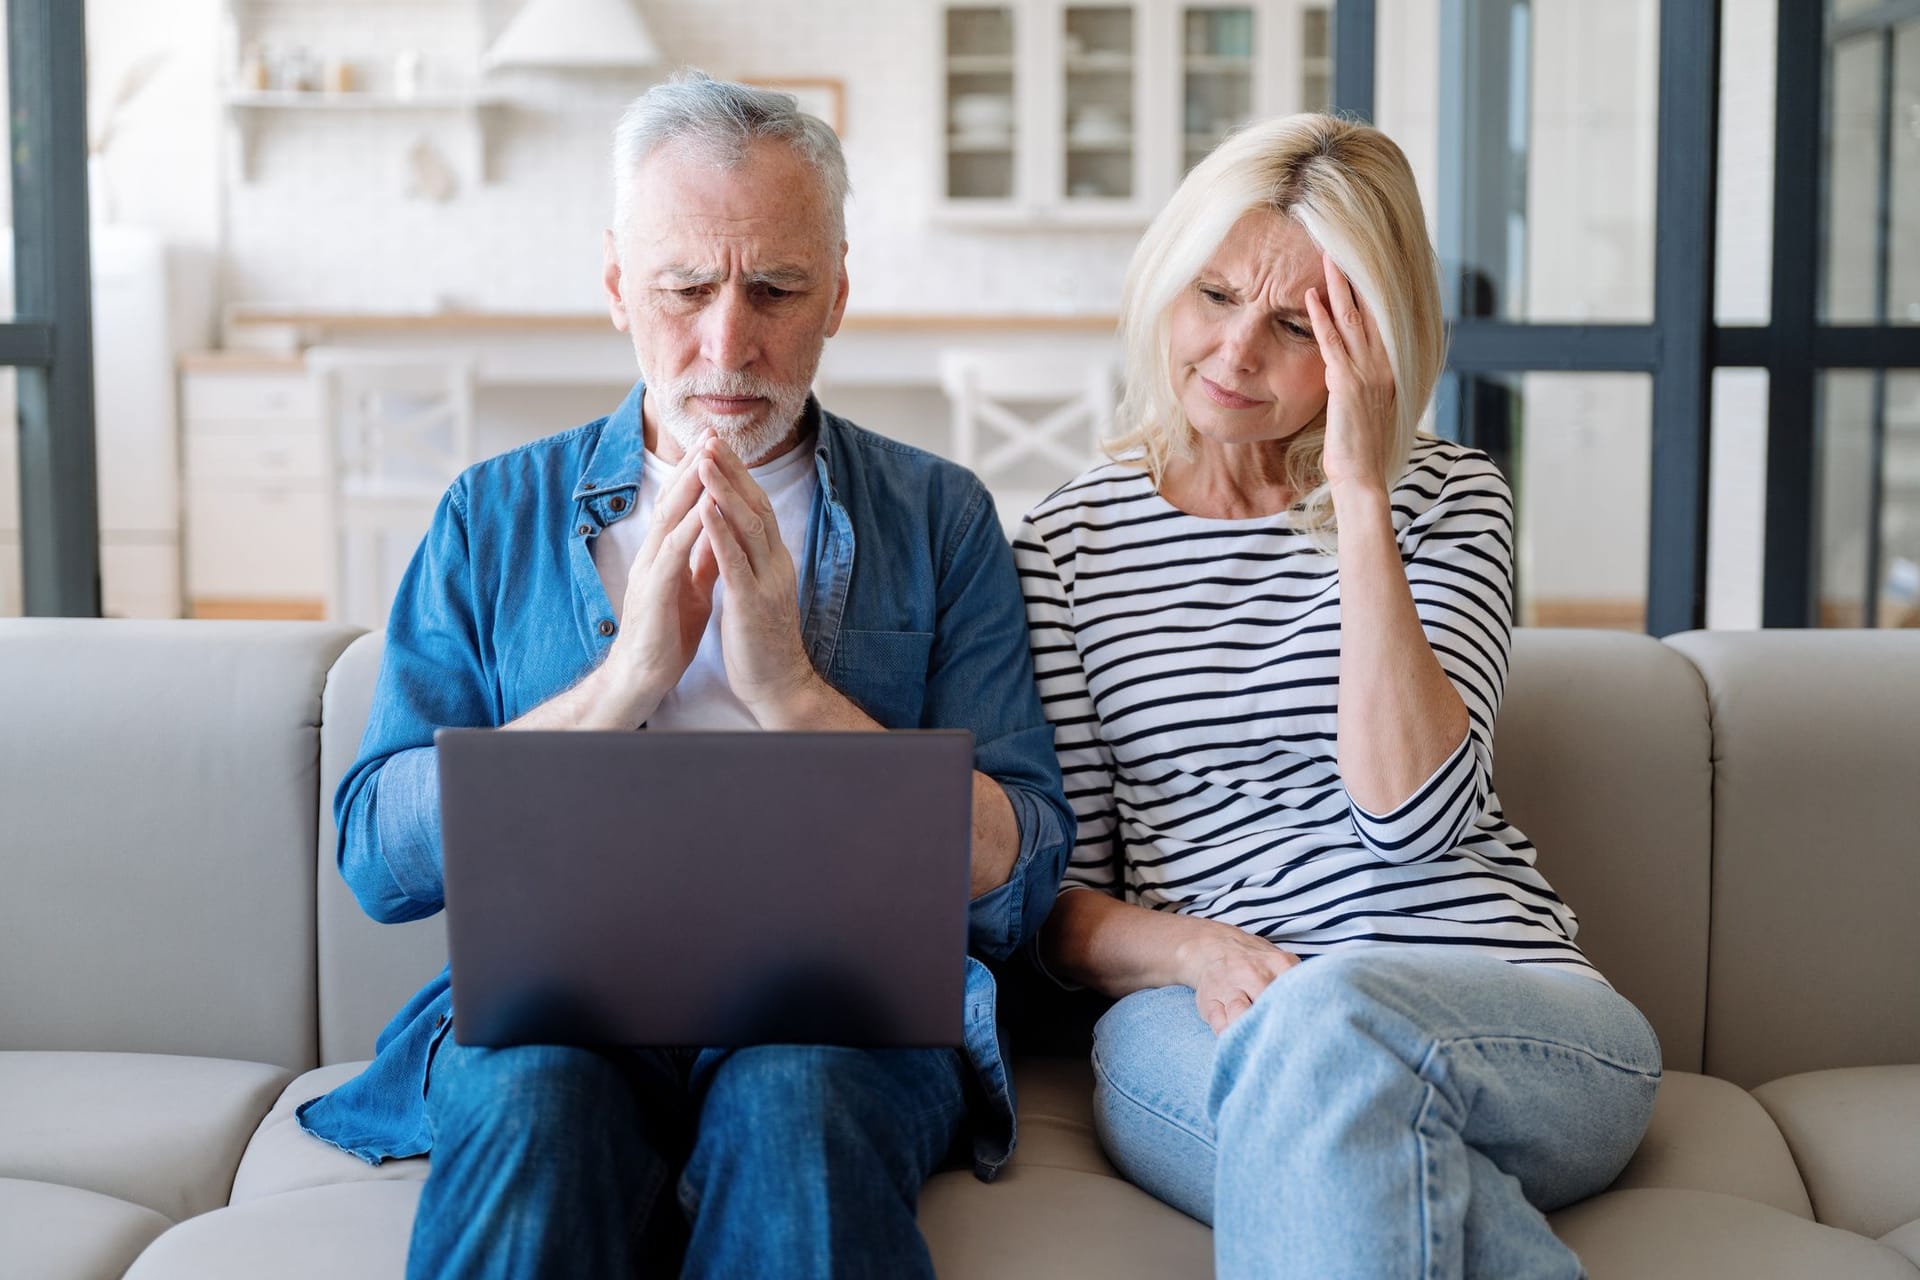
[1645,0,1721,636]
[1445,323,1660,373]
[1762,0,1826,626]
[0,321,56,367]
[1863,31,1897,626]
[8,0,100,617]
[1331,0,1376,122]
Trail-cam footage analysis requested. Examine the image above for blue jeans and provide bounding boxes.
[407,1037,971,1279]
[1091,947,1661,1280]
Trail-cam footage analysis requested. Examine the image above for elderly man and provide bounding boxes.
[295,72,1071,1278]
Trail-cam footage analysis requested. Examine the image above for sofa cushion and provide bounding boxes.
[0,1051,291,1221]
[1007,1057,1115,1177]
[1608,1070,1812,1217]
[1753,1065,1920,1239]
[920,1163,1212,1279]
[1882,1220,1920,1269]
[0,1177,171,1280]
[1550,1188,1920,1279]
[122,1181,421,1280]
[1496,631,1713,1072]
[230,1062,430,1203]
[1665,631,1920,1087]
[0,619,362,1068]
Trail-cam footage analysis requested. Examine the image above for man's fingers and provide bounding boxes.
[707,438,776,513]
[636,447,709,562]
[688,525,720,594]
[648,500,707,583]
[699,494,756,586]
[699,457,774,566]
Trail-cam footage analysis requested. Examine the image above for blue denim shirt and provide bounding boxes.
[296,384,1072,1180]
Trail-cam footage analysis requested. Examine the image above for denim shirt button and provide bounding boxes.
[609,496,628,513]
[577,523,592,536]
[434,1014,446,1029]
[598,619,616,637]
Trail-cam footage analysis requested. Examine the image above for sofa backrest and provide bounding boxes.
[315,631,446,1065]
[11,618,1907,1087]
[0,619,361,1069]
[1494,630,1713,1071]
[312,628,1723,1073]
[1667,630,1920,1088]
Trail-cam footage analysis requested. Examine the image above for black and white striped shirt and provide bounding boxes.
[1014,437,1597,978]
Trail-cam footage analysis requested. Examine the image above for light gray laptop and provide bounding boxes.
[434,728,973,1050]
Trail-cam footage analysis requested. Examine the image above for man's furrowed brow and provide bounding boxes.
[747,265,813,288]
[658,265,724,286]
[654,264,813,288]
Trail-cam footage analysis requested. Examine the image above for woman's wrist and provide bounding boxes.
[1327,474,1392,513]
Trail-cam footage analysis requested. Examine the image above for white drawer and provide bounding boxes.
[181,371,320,424]
[187,431,328,485]
[186,484,330,598]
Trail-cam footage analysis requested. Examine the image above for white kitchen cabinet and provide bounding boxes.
[937,0,1330,227]
[0,227,183,619]
[179,359,331,616]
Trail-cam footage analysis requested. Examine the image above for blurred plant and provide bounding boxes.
[85,50,170,224]
[88,51,171,160]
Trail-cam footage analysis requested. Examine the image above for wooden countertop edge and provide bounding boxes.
[177,351,311,372]
[217,310,1120,334]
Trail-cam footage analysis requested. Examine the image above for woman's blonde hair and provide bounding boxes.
[1110,113,1446,548]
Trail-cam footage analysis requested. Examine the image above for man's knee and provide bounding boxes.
[428,1041,630,1146]
[701,1046,884,1145]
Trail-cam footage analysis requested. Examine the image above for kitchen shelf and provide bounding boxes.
[947,55,1019,73]
[1184,55,1254,72]
[223,89,509,182]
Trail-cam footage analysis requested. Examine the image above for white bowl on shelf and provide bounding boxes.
[951,93,1014,134]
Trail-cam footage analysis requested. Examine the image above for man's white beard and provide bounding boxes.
[645,367,814,465]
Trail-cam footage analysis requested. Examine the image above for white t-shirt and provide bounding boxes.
[592,438,819,730]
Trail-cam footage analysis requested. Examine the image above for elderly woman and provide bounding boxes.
[1014,114,1660,1278]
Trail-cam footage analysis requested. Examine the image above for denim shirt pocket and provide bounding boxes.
[830,629,935,727]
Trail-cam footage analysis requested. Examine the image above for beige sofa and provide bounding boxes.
[2,618,1917,1279]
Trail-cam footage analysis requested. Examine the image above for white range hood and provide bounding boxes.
[484,0,664,71]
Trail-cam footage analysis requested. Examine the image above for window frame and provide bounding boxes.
[6,0,101,618]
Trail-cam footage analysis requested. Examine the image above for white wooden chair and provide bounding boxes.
[937,349,1118,536]
[308,348,476,631]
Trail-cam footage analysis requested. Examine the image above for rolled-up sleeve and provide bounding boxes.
[922,485,1074,961]
[334,483,494,924]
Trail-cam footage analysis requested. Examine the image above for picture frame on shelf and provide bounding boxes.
[739,76,846,137]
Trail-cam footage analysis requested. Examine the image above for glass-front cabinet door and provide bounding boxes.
[1179,6,1259,175]
[943,5,1023,208]
[1174,2,1327,179]
[1053,4,1148,216]
[935,0,1327,225]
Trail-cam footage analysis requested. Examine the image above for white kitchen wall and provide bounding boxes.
[97,1,1141,320]
[70,0,1789,627]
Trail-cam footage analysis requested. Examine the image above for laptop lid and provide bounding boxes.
[435,728,973,1049]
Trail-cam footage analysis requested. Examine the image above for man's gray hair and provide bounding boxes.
[611,69,850,244]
